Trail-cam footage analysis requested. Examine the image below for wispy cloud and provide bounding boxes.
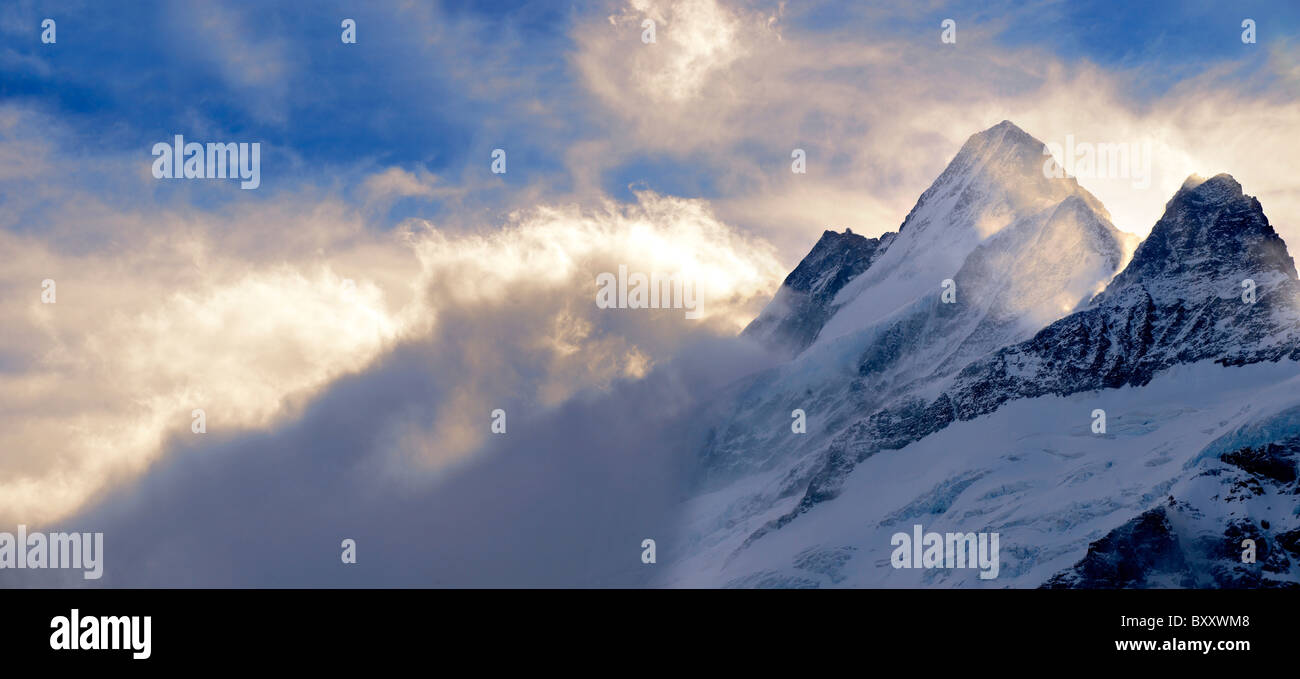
[572,0,1300,256]
[0,102,783,525]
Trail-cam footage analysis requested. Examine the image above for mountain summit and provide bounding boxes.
[896,119,1096,237]
[744,120,1128,358]
[1097,173,1296,307]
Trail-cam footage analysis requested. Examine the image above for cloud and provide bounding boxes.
[360,166,461,206]
[616,0,747,102]
[0,198,426,527]
[0,106,785,527]
[367,189,786,467]
[572,0,1300,258]
[9,326,773,587]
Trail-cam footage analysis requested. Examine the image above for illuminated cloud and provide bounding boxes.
[574,0,1300,256]
[0,116,784,525]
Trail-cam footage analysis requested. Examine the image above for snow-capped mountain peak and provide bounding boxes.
[805,120,1125,351]
[744,120,1130,359]
[897,119,1089,238]
[681,156,1300,589]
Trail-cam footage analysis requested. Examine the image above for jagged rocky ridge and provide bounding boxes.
[743,229,895,357]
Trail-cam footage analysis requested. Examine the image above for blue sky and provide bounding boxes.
[4,0,1295,224]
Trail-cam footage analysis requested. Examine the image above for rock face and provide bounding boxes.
[1043,507,1192,588]
[677,124,1300,589]
[1046,427,1300,589]
[743,229,895,358]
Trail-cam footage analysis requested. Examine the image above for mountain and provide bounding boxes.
[699,121,1129,486]
[775,173,1300,533]
[672,143,1300,587]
